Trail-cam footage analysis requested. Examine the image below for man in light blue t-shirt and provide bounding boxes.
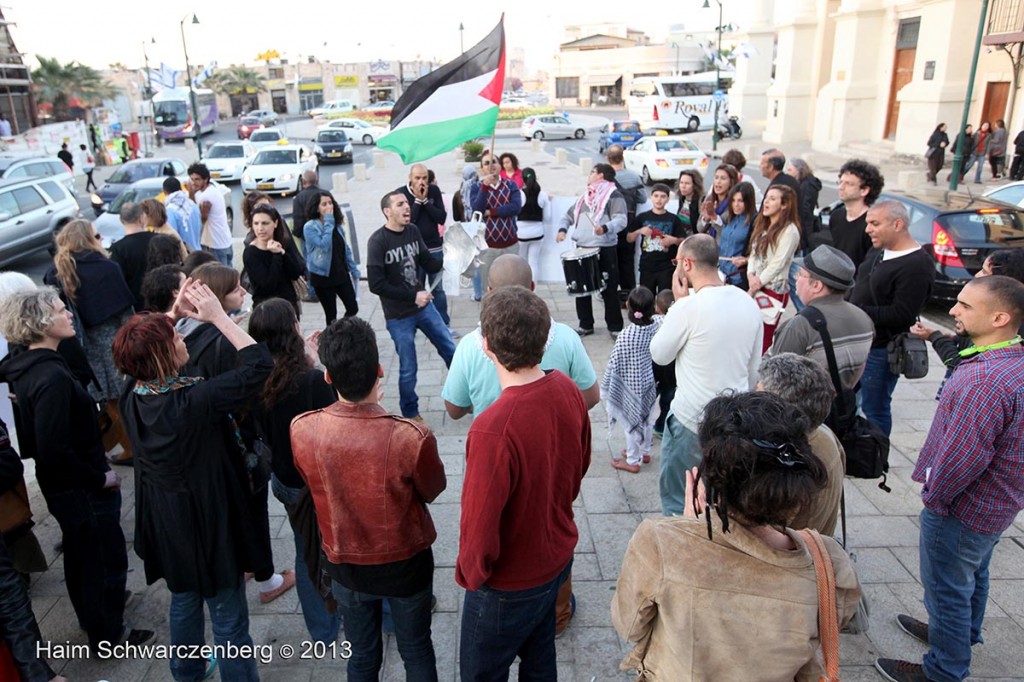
[441,253,598,639]
[442,255,600,419]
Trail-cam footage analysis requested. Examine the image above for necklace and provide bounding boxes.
[958,335,1022,358]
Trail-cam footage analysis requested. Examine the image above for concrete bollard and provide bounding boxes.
[531,138,541,153]
[897,170,923,192]
[332,172,348,193]
[184,138,195,151]
[555,148,568,165]
[373,151,387,168]
[354,163,368,181]
[579,158,590,176]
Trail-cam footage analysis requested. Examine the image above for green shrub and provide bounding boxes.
[462,141,484,162]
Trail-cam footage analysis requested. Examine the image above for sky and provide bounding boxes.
[5,0,739,74]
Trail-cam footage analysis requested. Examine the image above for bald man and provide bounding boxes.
[399,164,451,329]
[442,254,596,638]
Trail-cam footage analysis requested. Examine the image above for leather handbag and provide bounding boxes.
[799,529,842,682]
[887,333,929,379]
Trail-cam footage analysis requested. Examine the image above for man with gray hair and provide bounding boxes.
[769,245,875,390]
[758,352,844,536]
[848,199,935,436]
[109,201,155,311]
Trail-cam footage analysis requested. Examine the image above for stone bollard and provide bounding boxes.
[897,170,923,192]
[579,158,590,176]
[555,148,568,165]
[531,138,541,153]
[354,163,368,181]
[373,151,387,168]
[332,172,348,193]
[184,138,195,151]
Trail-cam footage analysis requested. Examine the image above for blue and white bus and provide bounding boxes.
[153,88,218,141]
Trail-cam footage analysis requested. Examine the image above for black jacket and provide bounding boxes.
[242,241,305,308]
[797,175,822,249]
[399,184,447,249]
[291,185,321,239]
[0,348,108,495]
[43,251,134,328]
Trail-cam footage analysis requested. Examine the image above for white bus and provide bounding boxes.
[627,72,734,133]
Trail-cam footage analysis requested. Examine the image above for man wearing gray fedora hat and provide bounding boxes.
[768,245,875,390]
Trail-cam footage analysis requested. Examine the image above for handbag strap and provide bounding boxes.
[798,529,842,682]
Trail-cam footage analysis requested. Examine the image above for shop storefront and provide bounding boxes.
[298,78,324,112]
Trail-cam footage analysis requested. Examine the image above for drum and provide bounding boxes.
[561,247,605,297]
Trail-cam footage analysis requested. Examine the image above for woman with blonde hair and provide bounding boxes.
[43,219,135,458]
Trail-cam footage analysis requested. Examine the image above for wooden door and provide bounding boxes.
[981,81,1010,126]
[884,48,916,139]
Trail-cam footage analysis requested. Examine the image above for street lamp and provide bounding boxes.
[704,0,723,151]
[670,42,681,75]
[142,37,157,153]
[459,23,465,54]
[180,13,202,160]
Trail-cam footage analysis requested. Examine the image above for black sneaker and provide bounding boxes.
[575,327,594,337]
[896,614,929,644]
[124,628,155,646]
[874,658,933,682]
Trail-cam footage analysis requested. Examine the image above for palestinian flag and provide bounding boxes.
[377,18,505,164]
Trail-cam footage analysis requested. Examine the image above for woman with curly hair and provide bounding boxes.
[43,219,135,458]
[248,298,340,643]
[499,152,523,188]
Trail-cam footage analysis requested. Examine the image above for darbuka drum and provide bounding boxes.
[561,247,605,297]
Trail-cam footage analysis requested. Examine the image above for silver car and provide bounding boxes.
[519,115,586,141]
[0,155,77,196]
[0,176,80,267]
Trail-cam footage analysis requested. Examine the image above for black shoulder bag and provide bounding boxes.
[866,252,929,379]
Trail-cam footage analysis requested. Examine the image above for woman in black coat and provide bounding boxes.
[114,282,272,681]
[926,123,949,185]
[242,205,305,318]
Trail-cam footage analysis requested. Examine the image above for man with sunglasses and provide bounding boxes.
[469,152,521,296]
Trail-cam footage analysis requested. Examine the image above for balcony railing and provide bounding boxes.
[986,0,1024,44]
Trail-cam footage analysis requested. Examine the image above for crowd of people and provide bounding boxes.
[0,136,1021,682]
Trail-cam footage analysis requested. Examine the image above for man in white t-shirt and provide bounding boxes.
[649,234,763,516]
[188,162,233,266]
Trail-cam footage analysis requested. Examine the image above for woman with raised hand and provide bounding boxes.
[697,163,739,237]
[113,280,272,681]
[242,205,305,318]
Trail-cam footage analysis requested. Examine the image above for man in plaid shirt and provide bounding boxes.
[875,275,1024,682]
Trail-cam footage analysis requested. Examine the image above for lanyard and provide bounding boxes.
[958,335,1023,358]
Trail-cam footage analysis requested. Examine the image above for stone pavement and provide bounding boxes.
[23,136,1024,681]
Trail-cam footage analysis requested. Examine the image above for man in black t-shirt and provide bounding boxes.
[627,183,686,294]
[830,159,885,271]
[108,202,155,311]
[848,200,934,436]
[366,191,454,422]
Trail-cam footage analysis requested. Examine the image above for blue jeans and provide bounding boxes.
[919,508,1001,682]
[385,304,455,418]
[420,250,449,325]
[460,560,571,682]
[168,578,258,682]
[962,152,985,183]
[788,256,805,312]
[659,414,701,516]
[472,270,483,300]
[270,475,342,644]
[331,581,438,682]
[858,346,899,436]
[300,238,316,297]
[203,245,234,268]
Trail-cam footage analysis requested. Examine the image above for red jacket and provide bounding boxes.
[291,401,446,565]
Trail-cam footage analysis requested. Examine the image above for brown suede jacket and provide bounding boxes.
[612,517,862,681]
[291,401,446,565]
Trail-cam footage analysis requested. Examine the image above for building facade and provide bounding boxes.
[0,10,37,135]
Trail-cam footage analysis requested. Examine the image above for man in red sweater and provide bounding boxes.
[456,285,591,679]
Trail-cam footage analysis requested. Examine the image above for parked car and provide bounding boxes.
[0,176,80,267]
[248,128,287,149]
[622,135,708,184]
[93,177,232,244]
[205,141,256,182]
[520,115,586,141]
[236,116,263,139]
[313,130,353,164]
[308,99,357,118]
[821,190,1024,301]
[598,120,644,154]
[90,157,188,216]
[364,101,394,112]
[245,109,280,126]
[241,144,318,196]
[983,180,1024,208]
[0,154,76,195]
[319,118,388,145]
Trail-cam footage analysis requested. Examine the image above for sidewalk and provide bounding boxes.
[27,137,1024,681]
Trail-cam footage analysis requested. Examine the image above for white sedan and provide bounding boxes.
[520,115,586,140]
[623,135,709,184]
[248,127,287,149]
[983,180,1024,207]
[319,118,389,145]
[241,145,318,196]
[204,141,255,182]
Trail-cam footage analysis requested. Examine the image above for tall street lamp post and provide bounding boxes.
[704,0,724,151]
[671,42,681,75]
[180,13,202,160]
[459,23,465,54]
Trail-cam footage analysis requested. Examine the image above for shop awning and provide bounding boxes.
[588,75,621,88]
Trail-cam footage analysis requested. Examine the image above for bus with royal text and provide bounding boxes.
[627,72,734,133]
[152,88,218,141]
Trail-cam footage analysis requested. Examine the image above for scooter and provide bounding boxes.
[716,116,742,140]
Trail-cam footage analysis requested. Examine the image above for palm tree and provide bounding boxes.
[31,56,116,121]
[206,65,267,96]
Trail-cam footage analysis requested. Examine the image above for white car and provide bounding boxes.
[520,115,585,141]
[623,135,709,184]
[241,144,318,196]
[204,141,256,182]
[319,118,388,145]
[363,101,394,112]
[93,177,232,244]
[309,99,357,118]
[983,180,1024,208]
[248,128,287,149]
